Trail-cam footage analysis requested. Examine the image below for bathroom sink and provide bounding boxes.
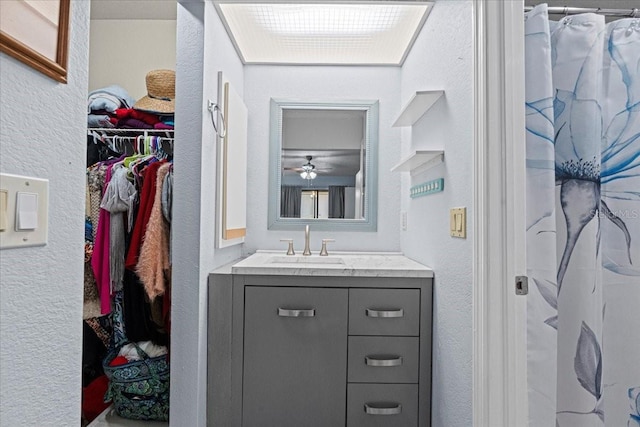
[229,251,433,277]
[267,256,345,265]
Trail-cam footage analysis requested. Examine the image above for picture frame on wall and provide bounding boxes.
[0,0,70,83]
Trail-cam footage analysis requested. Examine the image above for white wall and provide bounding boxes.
[89,20,177,100]
[243,65,402,253]
[0,1,90,425]
[171,1,243,425]
[399,2,475,426]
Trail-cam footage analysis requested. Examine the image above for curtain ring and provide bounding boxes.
[207,100,227,139]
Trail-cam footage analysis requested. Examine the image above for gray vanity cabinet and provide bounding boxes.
[208,273,433,427]
[242,286,348,427]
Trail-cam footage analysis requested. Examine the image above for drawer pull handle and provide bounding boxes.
[365,356,403,367]
[364,403,402,415]
[277,308,315,317]
[366,308,404,318]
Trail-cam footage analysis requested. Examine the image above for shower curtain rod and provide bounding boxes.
[524,5,639,18]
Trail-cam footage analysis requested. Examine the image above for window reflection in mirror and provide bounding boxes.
[300,190,328,219]
[269,99,378,232]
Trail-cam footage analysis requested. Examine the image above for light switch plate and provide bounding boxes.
[0,190,7,231]
[0,173,48,249]
[450,207,466,238]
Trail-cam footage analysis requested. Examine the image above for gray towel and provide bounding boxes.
[161,169,172,223]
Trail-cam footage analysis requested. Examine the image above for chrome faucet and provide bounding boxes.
[303,224,311,256]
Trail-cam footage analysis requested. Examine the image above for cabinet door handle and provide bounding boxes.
[366,308,404,318]
[365,355,403,367]
[364,403,402,415]
[277,308,315,317]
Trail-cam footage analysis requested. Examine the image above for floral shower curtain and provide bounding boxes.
[525,4,640,426]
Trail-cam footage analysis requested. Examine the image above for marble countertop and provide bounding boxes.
[229,250,433,278]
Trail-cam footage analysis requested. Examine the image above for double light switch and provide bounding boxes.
[0,173,48,249]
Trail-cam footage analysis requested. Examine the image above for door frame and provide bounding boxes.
[472,0,528,426]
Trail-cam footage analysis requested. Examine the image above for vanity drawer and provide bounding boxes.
[347,383,418,427]
[349,288,420,336]
[348,336,419,383]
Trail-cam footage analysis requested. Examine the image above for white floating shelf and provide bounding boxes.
[392,90,444,127]
[391,150,444,176]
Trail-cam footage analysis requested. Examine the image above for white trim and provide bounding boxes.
[503,1,528,425]
[473,0,528,426]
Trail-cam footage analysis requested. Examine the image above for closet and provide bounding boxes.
[83,125,174,423]
[82,3,177,425]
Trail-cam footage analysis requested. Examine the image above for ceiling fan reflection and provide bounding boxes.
[284,155,333,179]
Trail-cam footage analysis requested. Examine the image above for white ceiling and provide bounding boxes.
[91,0,640,20]
[90,0,177,20]
[214,1,433,65]
[91,0,639,21]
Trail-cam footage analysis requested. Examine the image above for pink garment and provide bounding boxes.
[136,163,171,299]
[91,165,113,315]
[153,122,174,130]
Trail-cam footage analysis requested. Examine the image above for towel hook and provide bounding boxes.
[207,100,227,139]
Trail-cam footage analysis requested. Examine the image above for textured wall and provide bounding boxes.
[399,2,475,426]
[89,20,177,100]
[242,65,402,253]
[171,2,243,426]
[0,1,90,425]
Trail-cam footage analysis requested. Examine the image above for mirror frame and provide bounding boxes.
[0,0,70,83]
[268,98,379,232]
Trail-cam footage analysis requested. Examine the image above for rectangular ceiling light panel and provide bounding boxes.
[216,2,432,65]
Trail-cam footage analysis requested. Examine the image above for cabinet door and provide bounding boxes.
[242,286,348,427]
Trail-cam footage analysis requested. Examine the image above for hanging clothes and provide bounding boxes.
[92,164,114,315]
[137,162,172,299]
[83,131,173,347]
[125,160,166,270]
[100,164,137,294]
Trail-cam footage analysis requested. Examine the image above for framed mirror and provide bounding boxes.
[0,0,70,83]
[268,99,378,231]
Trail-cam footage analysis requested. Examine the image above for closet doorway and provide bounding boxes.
[82,2,177,425]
